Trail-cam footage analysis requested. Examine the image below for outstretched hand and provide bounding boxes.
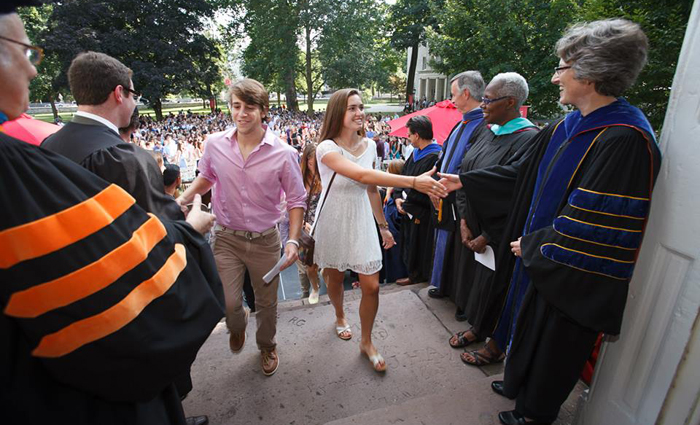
[436,172,462,197]
[185,194,216,234]
[414,167,448,198]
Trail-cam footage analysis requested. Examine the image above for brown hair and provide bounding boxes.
[228,78,269,123]
[300,143,321,194]
[387,159,405,175]
[68,51,132,105]
[318,88,366,142]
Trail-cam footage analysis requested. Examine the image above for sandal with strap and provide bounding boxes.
[360,346,387,373]
[461,343,505,366]
[449,328,484,348]
[335,323,352,341]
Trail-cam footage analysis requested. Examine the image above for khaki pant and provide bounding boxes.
[213,227,280,350]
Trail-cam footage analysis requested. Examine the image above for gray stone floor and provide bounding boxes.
[183,284,585,424]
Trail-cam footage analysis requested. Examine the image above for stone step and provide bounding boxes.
[183,284,584,425]
[326,375,586,425]
[325,374,513,425]
[183,289,488,424]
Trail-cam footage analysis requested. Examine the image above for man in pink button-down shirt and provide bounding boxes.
[178,79,306,377]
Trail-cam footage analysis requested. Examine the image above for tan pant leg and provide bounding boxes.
[296,259,310,294]
[244,230,281,351]
[212,230,248,334]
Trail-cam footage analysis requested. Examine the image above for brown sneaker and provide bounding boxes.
[261,348,279,376]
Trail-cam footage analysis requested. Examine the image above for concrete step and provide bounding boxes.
[183,284,584,425]
[183,289,488,424]
[325,374,513,425]
[326,374,586,425]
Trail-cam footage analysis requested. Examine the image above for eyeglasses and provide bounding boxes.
[122,87,142,102]
[554,65,572,76]
[0,35,44,66]
[481,96,510,105]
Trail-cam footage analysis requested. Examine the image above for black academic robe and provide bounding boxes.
[42,115,183,221]
[0,133,225,425]
[400,149,440,282]
[431,120,490,291]
[444,127,538,334]
[461,115,661,421]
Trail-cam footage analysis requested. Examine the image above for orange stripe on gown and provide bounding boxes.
[32,244,187,358]
[0,184,135,269]
[5,214,167,318]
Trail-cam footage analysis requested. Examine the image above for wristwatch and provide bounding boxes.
[378,222,389,230]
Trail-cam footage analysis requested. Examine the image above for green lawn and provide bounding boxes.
[29,104,213,123]
[28,98,401,123]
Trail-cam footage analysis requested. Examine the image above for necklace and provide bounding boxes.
[336,137,365,156]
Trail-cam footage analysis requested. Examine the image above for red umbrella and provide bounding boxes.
[3,113,61,146]
[388,102,531,145]
[388,100,462,145]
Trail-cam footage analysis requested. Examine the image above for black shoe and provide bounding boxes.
[491,380,505,397]
[428,288,444,299]
[455,308,468,322]
[185,415,209,425]
[498,410,551,425]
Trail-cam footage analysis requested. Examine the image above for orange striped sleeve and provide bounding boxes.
[32,244,187,358]
[0,184,135,269]
[5,214,167,318]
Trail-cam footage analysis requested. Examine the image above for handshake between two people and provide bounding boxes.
[411,167,462,203]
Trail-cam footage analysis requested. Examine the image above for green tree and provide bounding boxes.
[427,0,580,118]
[297,0,331,114]
[388,0,436,102]
[581,0,693,130]
[240,0,300,111]
[18,4,64,120]
[43,0,223,120]
[318,0,386,90]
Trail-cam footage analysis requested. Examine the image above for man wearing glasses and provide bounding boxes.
[2,2,221,425]
[0,17,40,122]
[42,51,182,221]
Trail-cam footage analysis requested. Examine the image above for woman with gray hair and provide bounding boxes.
[434,19,661,425]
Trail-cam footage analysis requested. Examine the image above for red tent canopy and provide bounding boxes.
[3,113,60,145]
[388,100,461,145]
[388,102,531,145]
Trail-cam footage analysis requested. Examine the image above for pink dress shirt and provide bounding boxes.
[198,125,306,232]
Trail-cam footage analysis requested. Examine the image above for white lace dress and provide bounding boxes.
[312,138,383,274]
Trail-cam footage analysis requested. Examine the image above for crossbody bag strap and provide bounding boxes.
[309,171,336,237]
[310,139,346,236]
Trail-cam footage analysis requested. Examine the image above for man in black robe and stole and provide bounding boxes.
[42,51,182,221]
[447,73,539,362]
[428,71,488,303]
[41,50,201,404]
[1,3,223,424]
[395,116,441,285]
[435,19,662,425]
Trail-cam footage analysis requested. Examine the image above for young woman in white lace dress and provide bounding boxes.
[313,89,437,372]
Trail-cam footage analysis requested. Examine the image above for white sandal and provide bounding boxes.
[361,347,387,373]
[308,289,319,304]
[335,323,352,340]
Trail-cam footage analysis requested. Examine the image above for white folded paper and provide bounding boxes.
[263,254,288,284]
[474,245,496,271]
